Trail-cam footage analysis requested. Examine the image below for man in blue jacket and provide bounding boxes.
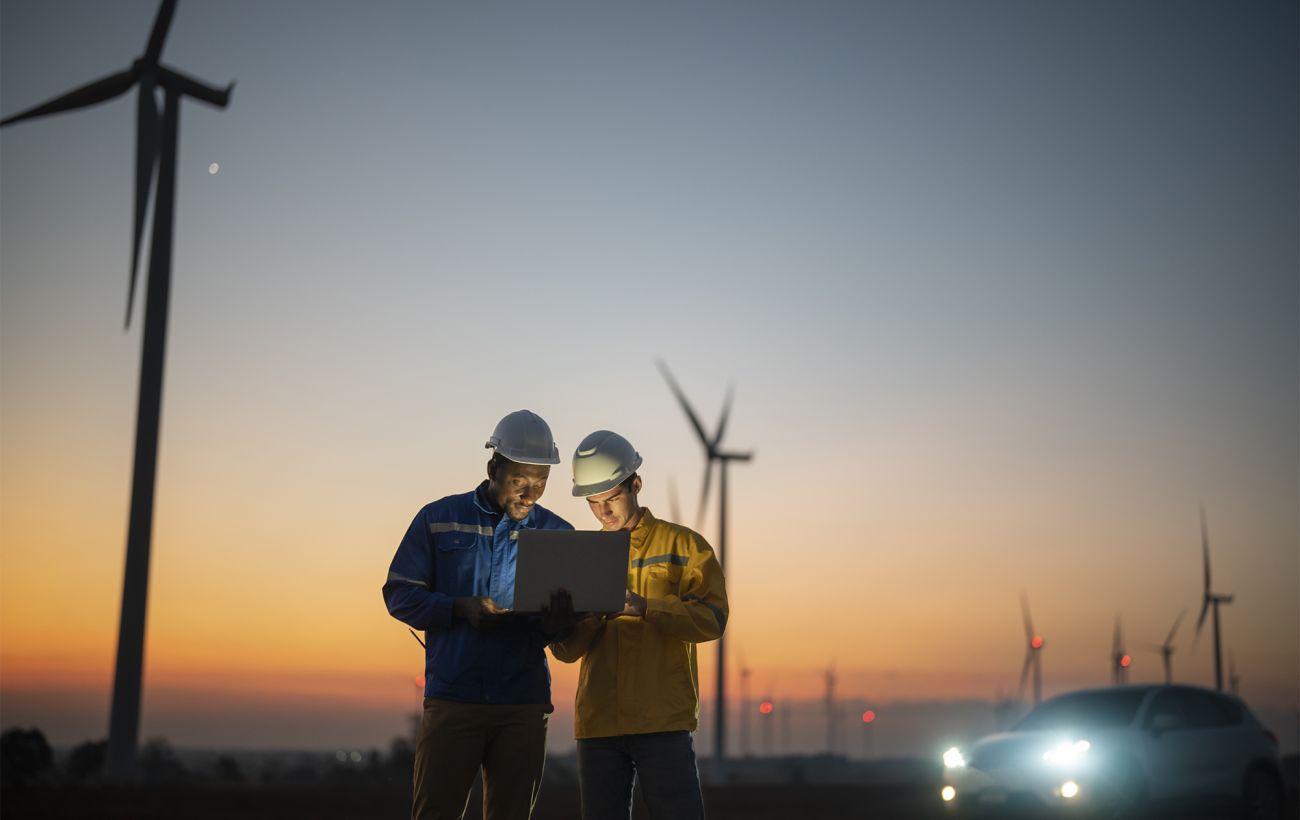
[384,410,575,820]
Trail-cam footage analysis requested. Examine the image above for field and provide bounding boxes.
[3,780,1296,820]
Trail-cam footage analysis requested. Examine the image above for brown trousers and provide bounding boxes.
[413,698,550,820]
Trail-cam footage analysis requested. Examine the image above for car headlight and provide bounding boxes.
[943,747,967,768]
[1041,739,1091,765]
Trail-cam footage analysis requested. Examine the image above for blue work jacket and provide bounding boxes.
[383,480,573,706]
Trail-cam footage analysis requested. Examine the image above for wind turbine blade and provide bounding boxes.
[696,460,715,530]
[1165,608,1186,647]
[154,65,234,108]
[667,475,682,523]
[656,360,713,450]
[143,0,179,65]
[0,68,137,127]
[1020,591,1035,641]
[711,383,735,449]
[128,80,160,328]
[1201,505,1212,594]
[1192,598,1210,651]
[1017,652,1033,701]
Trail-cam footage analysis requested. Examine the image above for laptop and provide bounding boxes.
[512,530,630,614]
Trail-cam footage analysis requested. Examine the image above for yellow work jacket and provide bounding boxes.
[550,508,728,739]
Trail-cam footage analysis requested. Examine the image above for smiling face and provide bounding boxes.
[487,456,551,521]
[585,474,643,532]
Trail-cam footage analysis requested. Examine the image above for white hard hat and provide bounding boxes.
[571,430,643,497]
[485,410,561,465]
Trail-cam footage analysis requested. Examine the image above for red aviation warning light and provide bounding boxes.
[862,710,876,723]
[758,701,774,715]
[1031,635,1044,650]
[1120,655,1131,668]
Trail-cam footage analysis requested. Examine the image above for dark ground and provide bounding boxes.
[2,782,1297,820]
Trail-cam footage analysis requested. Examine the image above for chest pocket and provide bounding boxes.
[643,564,683,600]
[436,531,477,551]
[434,530,480,594]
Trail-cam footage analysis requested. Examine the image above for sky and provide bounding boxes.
[1,0,1296,756]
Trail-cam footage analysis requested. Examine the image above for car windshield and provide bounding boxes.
[1014,690,1148,732]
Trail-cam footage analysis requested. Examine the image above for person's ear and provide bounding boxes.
[486,456,497,481]
[631,474,643,495]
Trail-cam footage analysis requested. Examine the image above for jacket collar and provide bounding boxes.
[629,506,656,548]
[473,480,500,515]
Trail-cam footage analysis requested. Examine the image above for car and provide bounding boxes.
[938,684,1284,818]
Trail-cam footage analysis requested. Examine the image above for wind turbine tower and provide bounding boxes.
[0,0,233,780]
[1195,507,1234,692]
[1018,593,1046,706]
[739,649,751,756]
[658,361,752,761]
[1111,615,1131,685]
[824,664,837,755]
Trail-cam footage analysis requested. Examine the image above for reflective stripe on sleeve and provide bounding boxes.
[683,594,727,632]
[387,570,430,589]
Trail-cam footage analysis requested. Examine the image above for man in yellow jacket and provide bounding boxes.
[550,430,728,820]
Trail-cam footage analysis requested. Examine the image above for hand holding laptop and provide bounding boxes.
[453,596,512,629]
[620,590,647,617]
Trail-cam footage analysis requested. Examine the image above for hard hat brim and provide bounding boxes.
[488,442,561,466]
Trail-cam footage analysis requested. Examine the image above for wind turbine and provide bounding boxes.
[657,360,752,761]
[1111,615,1132,685]
[757,690,776,756]
[1145,608,1185,685]
[1194,507,1234,691]
[824,664,837,755]
[0,0,233,780]
[738,645,751,757]
[1018,593,1046,707]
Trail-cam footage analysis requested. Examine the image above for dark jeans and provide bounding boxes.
[577,731,705,820]
[413,698,549,820]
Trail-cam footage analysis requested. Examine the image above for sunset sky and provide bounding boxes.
[2,0,1296,756]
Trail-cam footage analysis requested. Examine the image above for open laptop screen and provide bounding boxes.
[512,530,630,614]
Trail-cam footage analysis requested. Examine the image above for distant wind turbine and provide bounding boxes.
[1018,592,1046,706]
[0,0,233,780]
[824,664,838,755]
[738,645,751,757]
[1111,615,1131,685]
[1144,608,1186,685]
[657,360,752,761]
[1194,506,1234,691]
